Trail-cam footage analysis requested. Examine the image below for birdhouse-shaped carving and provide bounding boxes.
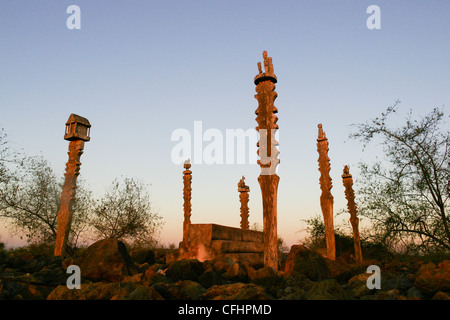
[64,114,91,141]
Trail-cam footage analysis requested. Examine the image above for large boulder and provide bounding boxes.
[346,272,374,298]
[212,257,234,275]
[307,279,346,300]
[246,264,279,287]
[325,258,367,283]
[47,282,163,300]
[0,278,53,300]
[141,268,168,286]
[166,259,205,282]
[278,286,307,300]
[32,266,67,287]
[225,263,248,282]
[75,239,137,282]
[129,249,156,265]
[414,260,450,296]
[198,269,225,288]
[176,280,207,300]
[47,282,119,300]
[431,291,450,300]
[202,283,274,300]
[5,251,34,270]
[374,289,402,300]
[151,282,189,300]
[122,285,164,300]
[284,245,329,281]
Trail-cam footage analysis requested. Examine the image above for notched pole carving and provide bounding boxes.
[342,165,363,263]
[182,159,192,246]
[317,123,336,261]
[238,176,250,230]
[254,51,280,270]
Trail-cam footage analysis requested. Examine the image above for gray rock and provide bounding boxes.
[407,287,423,299]
[307,279,346,300]
[176,280,206,300]
[198,269,225,288]
[167,259,205,282]
[225,263,248,282]
[284,245,329,281]
[76,239,137,282]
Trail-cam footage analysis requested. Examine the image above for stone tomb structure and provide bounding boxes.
[179,51,281,269]
[187,224,264,267]
[179,162,265,267]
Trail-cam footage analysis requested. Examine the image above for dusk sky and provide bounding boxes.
[1,1,449,248]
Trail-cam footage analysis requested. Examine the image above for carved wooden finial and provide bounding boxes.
[318,124,327,140]
[263,51,269,73]
[343,165,350,176]
[268,57,273,74]
[254,50,277,85]
[184,158,191,169]
[238,176,245,188]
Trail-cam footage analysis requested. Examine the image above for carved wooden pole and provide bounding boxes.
[182,159,192,246]
[316,124,336,261]
[54,114,90,257]
[254,51,280,270]
[342,165,363,263]
[238,176,250,230]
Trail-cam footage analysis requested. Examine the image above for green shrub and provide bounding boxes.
[22,242,54,256]
[301,215,393,262]
[0,241,7,264]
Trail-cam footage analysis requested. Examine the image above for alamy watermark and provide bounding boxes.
[66,5,81,30]
[170,121,280,174]
[367,5,381,30]
[66,265,81,289]
[65,4,381,31]
[366,265,381,289]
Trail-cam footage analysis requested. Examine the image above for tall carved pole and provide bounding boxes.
[54,114,91,257]
[254,51,280,270]
[342,165,363,263]
[182,159,192,246]
[316,124,336,261]
[238,176,250,230]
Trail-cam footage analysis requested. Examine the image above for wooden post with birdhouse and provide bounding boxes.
[54,114,91,257]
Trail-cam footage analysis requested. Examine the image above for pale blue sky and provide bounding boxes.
[1,1,449,248]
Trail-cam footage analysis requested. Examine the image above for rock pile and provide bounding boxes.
[0,240,449,300]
